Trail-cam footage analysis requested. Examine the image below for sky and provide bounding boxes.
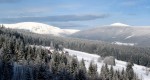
[0,0,150,30]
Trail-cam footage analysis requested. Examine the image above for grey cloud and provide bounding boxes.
[0,14,110,23]
[50,23,88,29]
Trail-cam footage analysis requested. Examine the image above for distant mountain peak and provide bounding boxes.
[110,23,130,27]
[1,22,80,36]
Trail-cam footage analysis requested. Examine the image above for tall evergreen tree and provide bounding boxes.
[126,62,134,80]
[88,61,98,80]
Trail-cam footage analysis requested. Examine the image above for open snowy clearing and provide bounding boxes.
[64,49,150,80]
[36,45,150,80]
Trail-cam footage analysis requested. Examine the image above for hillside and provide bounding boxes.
[71,23,150,47]
[65,48,150,80]
[42,45,150,80]
[0,25,149,80]
[1,22,79,36]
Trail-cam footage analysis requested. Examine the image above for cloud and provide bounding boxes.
[0,7,51,17]
[50,22,88,29]
[0,14,110,23]
[0,0,21,3]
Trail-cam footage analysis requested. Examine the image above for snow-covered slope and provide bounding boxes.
[71,23,150,47]
[1,22,79,36]
[112,41,135,46]
[110,23,130,27]
[39,45,150,80]
[64,49,150,80]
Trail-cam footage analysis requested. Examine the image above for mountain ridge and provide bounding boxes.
[0,22,80,36]
[71,23,150,47]
[110,22,130,27]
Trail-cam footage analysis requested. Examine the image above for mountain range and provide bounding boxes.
[71,23,150,47]
[1,22,79,36]
[1,22,150,47]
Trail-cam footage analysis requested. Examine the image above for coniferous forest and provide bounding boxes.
[2,25,150,67]
[0,26,142,80]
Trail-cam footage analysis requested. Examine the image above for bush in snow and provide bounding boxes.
[103,56,115,66]
[97,56,103,62]
[145,67,150,76]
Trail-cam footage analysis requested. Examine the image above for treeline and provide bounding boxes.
[1,27,150,67]
[100,63,139,80]
[0,27,140,80]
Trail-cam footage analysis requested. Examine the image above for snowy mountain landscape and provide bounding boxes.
[2,22,150,47]
[41,45,150,80]
[71,23,150,47]
[0,0,150,80]
[1,22,150,80]
[65,49,150,80]
[1,22,79,36]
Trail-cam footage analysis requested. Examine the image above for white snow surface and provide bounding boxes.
[112,41,135,46]
[34,45,150,80]
[64,49,150,80]
[125,34,135,39]
[110,23,130,27]
[1,22,79,36]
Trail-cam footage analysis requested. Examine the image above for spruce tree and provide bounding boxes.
[88,61,98,80]
[126,62,134,80]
